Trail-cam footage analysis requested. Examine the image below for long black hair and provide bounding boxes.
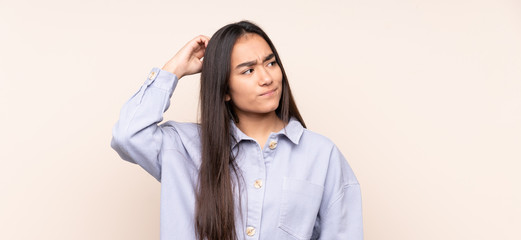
[196,20,306,240]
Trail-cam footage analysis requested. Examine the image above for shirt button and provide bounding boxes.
[254,179,263,189]
[268,140,277,150]
[148,71,156,80]
[246,226,256,236]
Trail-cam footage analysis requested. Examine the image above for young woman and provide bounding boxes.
[111,20,363,240]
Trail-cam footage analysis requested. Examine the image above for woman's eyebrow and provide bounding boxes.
[235,53,275,69]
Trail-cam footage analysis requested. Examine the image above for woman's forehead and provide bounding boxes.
[231,34,272,63]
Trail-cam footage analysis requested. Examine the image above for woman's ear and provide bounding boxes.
[225,94,231,101]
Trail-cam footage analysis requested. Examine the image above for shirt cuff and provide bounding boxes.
[144,67,179,92]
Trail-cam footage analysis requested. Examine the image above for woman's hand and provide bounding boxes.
[161,35,210,79]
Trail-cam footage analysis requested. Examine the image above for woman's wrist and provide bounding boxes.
[161,63,183,79]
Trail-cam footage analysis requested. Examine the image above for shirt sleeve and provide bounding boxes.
[110,67,179,181]
[318,145,364,239]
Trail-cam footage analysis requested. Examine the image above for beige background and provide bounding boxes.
[1,0,520,239]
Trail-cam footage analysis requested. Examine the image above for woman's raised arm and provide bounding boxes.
[110,35,209,181]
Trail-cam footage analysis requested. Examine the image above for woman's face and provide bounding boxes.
[226,33,283,118]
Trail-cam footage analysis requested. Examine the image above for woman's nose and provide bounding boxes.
[258,66,273,86]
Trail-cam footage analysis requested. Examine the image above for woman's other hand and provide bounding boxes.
[162,35,210,79]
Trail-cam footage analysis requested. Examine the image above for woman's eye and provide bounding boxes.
[268,61,277,66]
[243,69,253,74]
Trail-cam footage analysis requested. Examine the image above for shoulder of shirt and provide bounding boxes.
[302,128,360,187]
[299,128,336,149]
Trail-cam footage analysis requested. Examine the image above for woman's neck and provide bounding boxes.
[235,111,286,147]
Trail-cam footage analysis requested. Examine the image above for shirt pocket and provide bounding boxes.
[278,177,324,240]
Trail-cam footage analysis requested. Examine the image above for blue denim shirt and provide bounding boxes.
[110,67,363,240]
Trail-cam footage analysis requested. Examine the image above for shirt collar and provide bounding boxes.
[230,117,304,148]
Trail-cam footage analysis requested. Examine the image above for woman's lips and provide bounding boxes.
[260,88,277,96]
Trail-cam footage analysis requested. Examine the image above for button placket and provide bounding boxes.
[263,137,278,159]
[254,179,263,189]
[246,226,256,236]
[268,140,277,150]
[243,142,266,239]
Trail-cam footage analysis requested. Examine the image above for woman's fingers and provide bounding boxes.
[191,35,210,50]
[191,35,210,61]
[161,35,211,78]
[195,35,210,48]
[188,35,209,59]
